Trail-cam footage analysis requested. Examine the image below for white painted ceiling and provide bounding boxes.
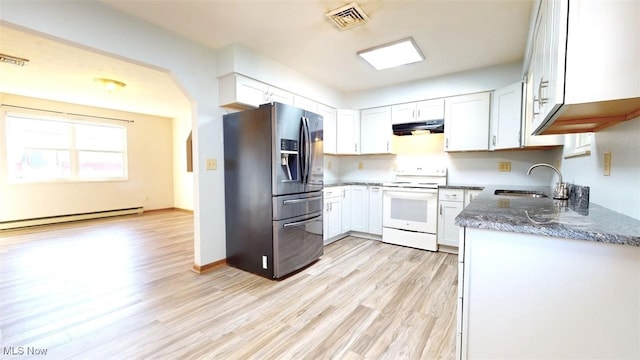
[0,0,534,117]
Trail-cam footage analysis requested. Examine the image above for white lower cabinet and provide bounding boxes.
[367,186,383,235]
[323,184,383,242]
[438,188,482,253]
[459,227,640,359]
[323,187,342,243]
[349,185,369,233]
[340,186,351,234]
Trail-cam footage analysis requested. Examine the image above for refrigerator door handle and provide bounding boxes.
[299,117,307,185]
[305,116,312,184]
[283,214,322,228]
[301,116,311,185]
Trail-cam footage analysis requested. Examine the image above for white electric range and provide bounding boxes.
[382,168,447,251]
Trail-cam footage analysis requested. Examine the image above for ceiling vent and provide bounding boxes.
[0,53,29,66]
[325,2,369,30]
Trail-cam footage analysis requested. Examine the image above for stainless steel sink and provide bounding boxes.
[494,189,548,198]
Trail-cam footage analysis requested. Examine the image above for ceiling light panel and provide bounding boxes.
[358,38,424,70]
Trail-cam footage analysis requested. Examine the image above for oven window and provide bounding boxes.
[390,198,429,222]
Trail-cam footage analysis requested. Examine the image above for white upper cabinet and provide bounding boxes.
[316,104,337,154]
[490,82,523,150]
[293,95,318,113]
[444,92,491,152]
[267,86,294,106]
[360,106,393,154]
[527,0,640,135]
[391,99,444,124]
[416,99,445,121]
[219,73,293,109]
[391,103,416,124]
[336,109,360,155]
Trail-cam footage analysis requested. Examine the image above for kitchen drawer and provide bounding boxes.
[323,187,342,199]
[439,188,464,201]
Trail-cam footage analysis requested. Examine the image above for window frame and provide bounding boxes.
[3,109,129,184]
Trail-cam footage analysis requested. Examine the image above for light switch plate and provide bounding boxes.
[358,162,364,170]
[603,152,611,176]
[498,161,511,172]
[206,158,217,171]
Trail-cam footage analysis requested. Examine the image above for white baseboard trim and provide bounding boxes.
[0,207,144,230]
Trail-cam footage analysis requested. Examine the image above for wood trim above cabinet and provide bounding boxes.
[539,97,640,134]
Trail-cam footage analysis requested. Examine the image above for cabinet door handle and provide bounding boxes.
[492,135,497,146]
[445,138,449,149]
[538,79,549,105]
[417,109,420,119]
[354,143,358,152]
[440,204,443,215]
[386,141,389,152]
[469,194,474,202]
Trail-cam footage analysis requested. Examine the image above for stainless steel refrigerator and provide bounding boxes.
[223,102,323,279]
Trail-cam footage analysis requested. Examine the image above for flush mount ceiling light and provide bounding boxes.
[325,2,369,30]
[357,37,425,70]
[0,53,29,66]
[94,78,126,93]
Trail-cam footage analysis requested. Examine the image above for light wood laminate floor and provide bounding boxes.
[0,210,457,359]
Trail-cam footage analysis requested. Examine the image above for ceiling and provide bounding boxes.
[0,26,190,118]
[0,0,534,118]
[101,0,534,93]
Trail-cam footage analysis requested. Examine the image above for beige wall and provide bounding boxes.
[0,93,174,222]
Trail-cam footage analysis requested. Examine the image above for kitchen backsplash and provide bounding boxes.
[324,148,561,187]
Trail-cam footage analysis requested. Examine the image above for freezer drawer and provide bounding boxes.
[273,191,323,221]
[272,211,323,278]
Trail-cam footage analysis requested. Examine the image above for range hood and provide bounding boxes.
[392,119,444,136]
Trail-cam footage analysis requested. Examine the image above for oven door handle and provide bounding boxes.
[283,214,322,228]
[383,190,437,199]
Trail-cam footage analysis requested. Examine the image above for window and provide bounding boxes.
[5,113,127,182]
[563,132,593,159]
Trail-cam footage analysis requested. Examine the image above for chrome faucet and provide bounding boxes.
[527,163,568,200]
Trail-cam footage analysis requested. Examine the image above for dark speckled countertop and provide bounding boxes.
[324,181,384,187]
[455,185,640,247]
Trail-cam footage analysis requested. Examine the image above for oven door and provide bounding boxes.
[383,187,438,233]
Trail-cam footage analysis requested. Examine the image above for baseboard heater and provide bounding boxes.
[0,207,144,230]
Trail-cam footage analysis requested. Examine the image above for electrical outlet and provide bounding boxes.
[603,152,611,176]
[498,161,511,172]
[358,162,364,170]
[327,161,332,170]
[206,158,217,171]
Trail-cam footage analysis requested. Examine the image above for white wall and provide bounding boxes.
[560,117,640,220]
[344,62,523,109]
[216,43,344,108]
[1,1,223,266]
[0,93,174,222]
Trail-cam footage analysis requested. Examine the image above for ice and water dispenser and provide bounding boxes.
[280,138,298,181]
